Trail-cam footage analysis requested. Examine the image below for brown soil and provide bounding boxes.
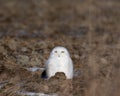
[0,0,120,96]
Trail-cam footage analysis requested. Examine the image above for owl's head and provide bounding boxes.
[50,46,70,58]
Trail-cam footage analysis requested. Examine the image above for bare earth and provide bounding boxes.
[0,0,120,96]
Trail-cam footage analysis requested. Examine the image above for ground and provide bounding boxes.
[0,0,120,96]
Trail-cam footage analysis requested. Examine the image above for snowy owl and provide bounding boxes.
[41,46,73,79]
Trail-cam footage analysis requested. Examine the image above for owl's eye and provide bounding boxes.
[54,51,57,53]
[61,51,64,53]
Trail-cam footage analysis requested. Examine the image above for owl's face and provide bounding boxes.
[50,46,70,58]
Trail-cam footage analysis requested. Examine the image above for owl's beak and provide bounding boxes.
[58,54,60,57]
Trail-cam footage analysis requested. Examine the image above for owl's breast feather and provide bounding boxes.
[48,56,69,70]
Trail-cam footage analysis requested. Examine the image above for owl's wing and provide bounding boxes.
[69,58,74,78]
[45,59,50,69]
[45,57,55,68]
[69,58,73,68]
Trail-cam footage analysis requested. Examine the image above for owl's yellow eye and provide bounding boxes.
[61,51,64,53]
[54,51,57,53]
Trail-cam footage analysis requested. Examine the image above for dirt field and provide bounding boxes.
[0,0,120,96]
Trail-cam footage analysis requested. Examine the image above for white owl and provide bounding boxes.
[43,46,73,79]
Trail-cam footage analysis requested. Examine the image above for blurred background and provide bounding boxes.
[0,0,120,96]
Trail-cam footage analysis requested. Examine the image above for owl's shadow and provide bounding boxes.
[41,70,66,80]
[41,70,48,79]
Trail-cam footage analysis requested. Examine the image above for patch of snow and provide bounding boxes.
[74,69,83,77]
[26,67,45,72]
[17,90,58,96]
[0,80,8,89]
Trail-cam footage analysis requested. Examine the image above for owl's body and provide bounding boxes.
[45,46,73,79]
